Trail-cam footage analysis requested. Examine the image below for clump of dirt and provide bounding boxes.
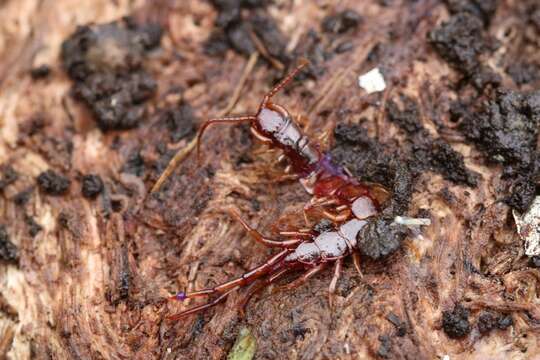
[443,0,499,25]
[357,162,412,260]
[0,165,18,191]
[357,214,408,260]
[30,64,51,80]
[442,304,471,339]
[156,102,196,143]
[477,311,513,334]
[459,90,539,170]
[121,149,145,177]
[24,215,42,237]
[453,89,540,211]
[428,12,500,89]
[321,9,362,34]
[331,123,396,189]
[386,95,479,187]
[331,123,413,260]
[293,9,363,80]
[81,174,104,198]
[204,0,288,64]
[0,225,18,264]
[61,17,162,130]
[36,170,71,196]
[13,188,33,206]
[506,62,539,86]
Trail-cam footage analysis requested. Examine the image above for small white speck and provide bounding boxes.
[344,343,350,354]
[442,355,450,360]
[394,216,431,227]
[358,67,386,94]
[167,348,171,354]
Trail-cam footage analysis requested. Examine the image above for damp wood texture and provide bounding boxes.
[0,0,539,359]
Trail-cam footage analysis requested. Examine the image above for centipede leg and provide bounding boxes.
[168,288,236,321]
[279,231,314,239]
[280,263,326,291]
[229,210,304,248]
[322,209,351,222]
[171,249,289,303]
[328,258,343,308]
[236,267,291,317]
[352,251,363,278]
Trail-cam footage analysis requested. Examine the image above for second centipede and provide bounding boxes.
[169,61,400,319]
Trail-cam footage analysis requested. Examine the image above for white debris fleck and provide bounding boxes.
[513,196,540,257]
[394,216,431,227]
[442,355,450,360]
[358,67,386,94]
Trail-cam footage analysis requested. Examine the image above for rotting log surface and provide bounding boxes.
[1,0,539,359]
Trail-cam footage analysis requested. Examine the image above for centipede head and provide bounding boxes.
[195,59,310,163]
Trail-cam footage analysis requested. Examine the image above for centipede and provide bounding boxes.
[168,61,394,320]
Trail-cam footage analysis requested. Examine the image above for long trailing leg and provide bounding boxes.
[170,249,289,304]
[168,288,236,321]
[229,210,304,248]
[236,267,292,317]
[196,115,257,159]
[260,59,309,108]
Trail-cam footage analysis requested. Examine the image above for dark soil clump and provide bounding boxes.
[331,123,396,189]
[0,225,18,263]
[458,90,539,171]
[24,215,43,237]
[81,174,104,199]
[204,0,288,64]
[477,311,513,334]
[37,170,71,196]
[442,304,471,339]
[61,18,162,131]
[158,103,197,143]
[13,188,33,206]
[0,165,18,191]
[506,62,539,86]
[386,95,479,187]
[428,12,500,89]
[321,9,362,34]
[357,216,408,260]
[30,64,51,79]
[453,89,540,211]
[443,0,499,25]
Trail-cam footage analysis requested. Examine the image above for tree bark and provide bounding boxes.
[0,0,539,359]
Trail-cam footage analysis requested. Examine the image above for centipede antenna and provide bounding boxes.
[260,59,309,108]
[196,115,257,161]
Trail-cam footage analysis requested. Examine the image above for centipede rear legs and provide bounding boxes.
[169,249,291,320]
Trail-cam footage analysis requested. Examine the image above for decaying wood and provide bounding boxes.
[0,0,539,359]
